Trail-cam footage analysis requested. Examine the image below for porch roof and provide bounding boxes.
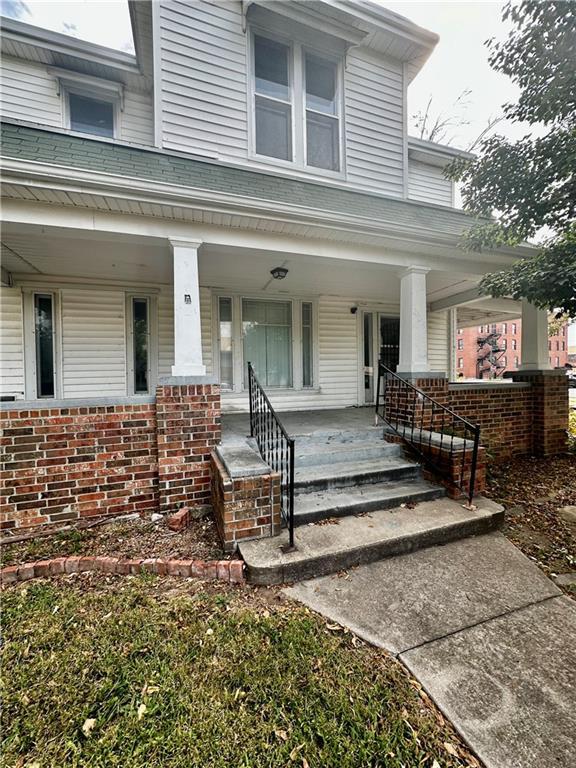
[2,121,487,243]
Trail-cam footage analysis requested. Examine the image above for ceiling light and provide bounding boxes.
[270,266,289,280]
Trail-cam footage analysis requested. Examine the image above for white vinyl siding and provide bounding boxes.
[427,310,449,372]
[344,49,405,197]
[0,57,62,127]
[408,161,453,206]
[0,286,25,397]
[158,0,248,159]
[158,288,174,379]
[0,55,154,146]
[317,296,358,407]
[120,90,154,145]
[61,289,127,397]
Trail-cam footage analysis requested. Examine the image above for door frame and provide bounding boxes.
[357,310,400,406]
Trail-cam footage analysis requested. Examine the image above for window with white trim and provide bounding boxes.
[23,290,61,400]
[251,30,342,173]
[126,295,157,395]
[215,295,315,391]
[34,294,56,398]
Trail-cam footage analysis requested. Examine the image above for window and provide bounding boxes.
[34,294,55,398]
[132,299,150,394]
[457,328,463,334]
[512,323,517,334]
[254,36,292,161]
[515,356,519,368]
[127,295,156,395]
[549,341,552,350]
[252,32,341,173]
[69,92,114,138]
[512,339,517,350]
[243,299,292,387]
[502,322,507,334]
[302,302,313,387]
[457,339,464,350]
[502,356,507,367]
[218,297,234,390]
[562,341,566,351]
[556,340,560,351]
[458,357,464,369]
[501,338,507,350]
[305,53,339,171]
[555,356,560,367]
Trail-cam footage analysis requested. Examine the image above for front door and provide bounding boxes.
[362,312,400,404]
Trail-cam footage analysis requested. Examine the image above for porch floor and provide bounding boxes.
[221,407,377,444]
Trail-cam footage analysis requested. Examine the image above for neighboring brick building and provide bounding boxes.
[455,320,569,379]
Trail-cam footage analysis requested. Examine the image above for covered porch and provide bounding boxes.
[1,209,552,412]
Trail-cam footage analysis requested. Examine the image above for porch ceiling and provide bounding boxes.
[1,224,483,304]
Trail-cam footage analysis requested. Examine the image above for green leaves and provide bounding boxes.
[479,228,576,316]
[450,1,576,314]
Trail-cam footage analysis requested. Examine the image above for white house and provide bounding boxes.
[0,1,565,537]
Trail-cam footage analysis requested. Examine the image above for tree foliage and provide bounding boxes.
[447,1,576,316]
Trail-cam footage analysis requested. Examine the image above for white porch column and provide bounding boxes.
[519,300,551,371]
[397,266,430,375]
[169,239,206,377]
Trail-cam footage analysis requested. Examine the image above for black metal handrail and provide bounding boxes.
[375,362,480,505]
[248,362,295,549]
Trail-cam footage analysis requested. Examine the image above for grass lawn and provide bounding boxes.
[1,576,478,768]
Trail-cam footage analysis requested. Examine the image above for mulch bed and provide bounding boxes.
[0,513,224,570]
[484,453,576,595]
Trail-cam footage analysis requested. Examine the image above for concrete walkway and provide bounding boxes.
[285,533,576,768]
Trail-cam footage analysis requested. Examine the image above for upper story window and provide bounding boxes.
[251,31,342,174]
[68,93,115,138]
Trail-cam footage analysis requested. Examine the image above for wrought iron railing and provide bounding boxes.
[248,362,295,549]
[375,362,480,505]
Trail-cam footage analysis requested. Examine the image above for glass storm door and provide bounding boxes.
[362,313,400,404]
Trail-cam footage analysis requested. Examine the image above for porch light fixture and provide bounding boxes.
[270,266,288,280]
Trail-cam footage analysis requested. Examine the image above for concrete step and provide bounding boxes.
[294,479,445,525]
[294,457,421,494]
[291,426,384,447]
[295,441,402,468]
[239,496,505,585]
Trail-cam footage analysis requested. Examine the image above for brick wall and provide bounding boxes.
[448,385,533,461]
[1,402,158,531]
[156,383,220,512]
[211,451,281,552]
[408,374,568,462]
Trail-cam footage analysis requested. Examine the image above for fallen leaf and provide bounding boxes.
[137,703,147,720]
[82,718,96,737]
[274,729,289,742]
[290,744,304,761]
[444,741,459,756]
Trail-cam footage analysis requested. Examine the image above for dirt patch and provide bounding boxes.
[485,454,576,596]
[0,513,224,568]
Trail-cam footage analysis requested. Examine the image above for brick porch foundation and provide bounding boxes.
[2,379,220,532]
[0,371,568,533]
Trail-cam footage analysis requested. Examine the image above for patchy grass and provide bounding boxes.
[1,576,479,768]
[485,454,576,595]
[0,514,222,569]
